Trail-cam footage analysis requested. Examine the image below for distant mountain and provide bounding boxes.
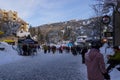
[29,17,103,43]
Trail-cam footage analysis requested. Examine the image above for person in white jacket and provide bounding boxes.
[99,43,115,67]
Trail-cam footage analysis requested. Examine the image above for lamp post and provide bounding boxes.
[111,0,120,46]
[104,0,120,46]
[112,4,116,46]
[114,1,120,46]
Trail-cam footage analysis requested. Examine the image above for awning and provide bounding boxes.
[18,38,37,44]
[23,39,36,44]
[3,39,15,43]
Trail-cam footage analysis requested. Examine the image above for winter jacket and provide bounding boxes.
[43,45,48,50]
[100,43,115,66]
[85,48,107,80]
[109,50,120,63]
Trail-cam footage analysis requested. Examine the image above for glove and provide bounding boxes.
[103,73,110,80]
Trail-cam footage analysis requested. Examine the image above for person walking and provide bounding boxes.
[22,44,28,56]
[107,46,120,73]
[43,44,48,54]
[81,47,88,64]
[85,42,110,80]
[100,43,115,67]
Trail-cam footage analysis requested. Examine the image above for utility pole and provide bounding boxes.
[104,0,120,46]
[114,0,120,46]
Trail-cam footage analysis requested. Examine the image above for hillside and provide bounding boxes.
[30,17,101,43]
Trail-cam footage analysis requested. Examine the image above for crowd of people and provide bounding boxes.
[42,44,89,59]
[17,43,89,58]
[17,40,120,80]
[17,43,39,56]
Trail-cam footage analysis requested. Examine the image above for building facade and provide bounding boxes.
[0,9,29,43]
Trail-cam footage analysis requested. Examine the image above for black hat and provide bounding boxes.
[91,40,102,49]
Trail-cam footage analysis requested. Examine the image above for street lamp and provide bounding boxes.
[104,0,119,46]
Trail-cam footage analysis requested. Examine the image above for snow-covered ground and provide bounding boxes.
[0,42,120,80]
[0,42,22,65]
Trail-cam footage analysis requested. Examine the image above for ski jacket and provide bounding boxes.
[109,50,120,63]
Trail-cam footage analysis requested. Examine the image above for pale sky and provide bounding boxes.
[0,0,96,26]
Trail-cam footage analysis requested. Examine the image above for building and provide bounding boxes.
[0,9,29,44]
[0,9,18,22]
[16,18,30,37]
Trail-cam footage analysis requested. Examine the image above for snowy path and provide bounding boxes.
[0,52,87,80]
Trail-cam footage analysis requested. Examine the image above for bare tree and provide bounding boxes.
[91,0,105,40]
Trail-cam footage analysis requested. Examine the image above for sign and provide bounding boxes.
[102,15,111,25]
[104,32,113,37]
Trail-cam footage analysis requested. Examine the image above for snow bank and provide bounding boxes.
[0,42,22,65]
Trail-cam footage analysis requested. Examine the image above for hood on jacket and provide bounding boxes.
[102,43,109,48]
[86,49,100,61]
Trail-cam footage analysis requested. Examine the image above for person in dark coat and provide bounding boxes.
[66,47,70,53]
[47,45,51,53]
[71,46,77,56]
[51,46,56,54]
[81,47,88,63]
[76,45,81,54]
[59,46,63,53]
[22,44,28,55]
